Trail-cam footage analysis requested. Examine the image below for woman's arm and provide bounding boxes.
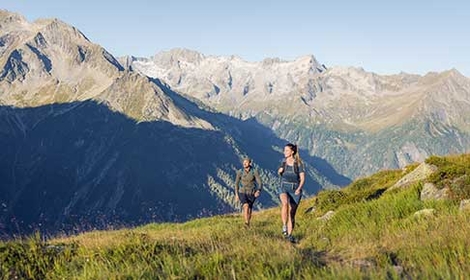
[295,172,305,195]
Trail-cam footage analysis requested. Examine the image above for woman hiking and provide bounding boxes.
[278,143,305,243]
[234,157,262,227]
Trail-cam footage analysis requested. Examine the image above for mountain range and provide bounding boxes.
[0,10,347,238]
[125,48,470,178]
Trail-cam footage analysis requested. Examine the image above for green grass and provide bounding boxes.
[313,168,411,215]
[2,154,470,279]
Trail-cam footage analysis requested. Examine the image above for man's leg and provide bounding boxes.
[247,206,253,225]
[242,203,250,226]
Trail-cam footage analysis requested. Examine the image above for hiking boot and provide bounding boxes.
[282,225,288,236]
[286,235,297,243]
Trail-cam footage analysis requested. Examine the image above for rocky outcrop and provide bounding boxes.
[413,208,436,218]
[317,210,335,221]
[420,183,451,201]
[459,199,470,211]
[387,162,438,191]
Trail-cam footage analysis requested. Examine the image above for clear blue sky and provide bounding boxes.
[3,0,470,76]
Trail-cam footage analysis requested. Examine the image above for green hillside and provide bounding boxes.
[2,154,470,279]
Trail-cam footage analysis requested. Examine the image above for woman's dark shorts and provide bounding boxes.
[278,182,302,205]
[239,192,256,207]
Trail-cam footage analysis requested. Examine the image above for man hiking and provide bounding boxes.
[234,157,262,227]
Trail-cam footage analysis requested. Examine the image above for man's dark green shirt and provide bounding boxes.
[235,168,262,194]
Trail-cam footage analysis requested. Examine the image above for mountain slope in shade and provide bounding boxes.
[0,101,234,236]
[0,98,348,237]
[128,49,470,178]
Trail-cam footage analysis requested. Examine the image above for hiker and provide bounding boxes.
[278,143,305,243]
[234,157,262,227]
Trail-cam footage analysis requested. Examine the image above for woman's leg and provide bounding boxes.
[280,193,289,234]
[288,200,299,234]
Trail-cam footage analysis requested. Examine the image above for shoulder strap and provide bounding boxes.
[278,160,286,176]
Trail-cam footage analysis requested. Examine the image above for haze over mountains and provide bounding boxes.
[0,10,346,237]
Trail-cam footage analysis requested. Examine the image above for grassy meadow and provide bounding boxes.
[2,154,470,279]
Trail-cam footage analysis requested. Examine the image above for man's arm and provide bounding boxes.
[234,171,241,193]
[254,169,262,191]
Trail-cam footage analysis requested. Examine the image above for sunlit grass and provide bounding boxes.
[2,154,470,279]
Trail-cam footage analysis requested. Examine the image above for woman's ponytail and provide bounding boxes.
[294,144,303,165]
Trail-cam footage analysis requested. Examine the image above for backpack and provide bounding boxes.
[280,160,300,176]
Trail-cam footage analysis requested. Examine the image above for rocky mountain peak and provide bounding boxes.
[118,55,138,70]
[128,49,330,110]
[0,10,27,31]
[261,57,283,66]
[0,13,212,129]
[35,17,90,43]
[152,48,205,67]
[294,54,326,73]
[418,68,469,90]
[441,68,467,82]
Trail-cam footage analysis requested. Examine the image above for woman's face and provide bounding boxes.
[284,146,294,158]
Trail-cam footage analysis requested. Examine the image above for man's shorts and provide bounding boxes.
[239,192,256,207]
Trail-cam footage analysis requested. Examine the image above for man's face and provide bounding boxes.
[243,159,251,168]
